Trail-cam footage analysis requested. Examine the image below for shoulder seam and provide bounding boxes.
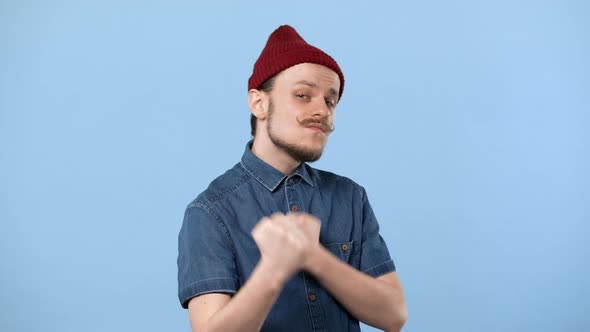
[185,203,240,280]
[188,173,251,208]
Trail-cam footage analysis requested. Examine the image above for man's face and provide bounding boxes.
[265,63,340,163]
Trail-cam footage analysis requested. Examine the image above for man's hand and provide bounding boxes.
[251,213,309,283]
[288,213,322,270]
[251,212,322,282]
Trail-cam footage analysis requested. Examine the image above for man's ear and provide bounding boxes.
[248,89,268,121]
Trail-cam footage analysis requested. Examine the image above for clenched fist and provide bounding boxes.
[251,212,321,283]
[288,213,321,270]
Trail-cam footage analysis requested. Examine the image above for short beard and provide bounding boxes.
[267,99,324,163]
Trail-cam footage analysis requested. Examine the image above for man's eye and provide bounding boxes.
[326,100,336,108]
[296,93,308,99]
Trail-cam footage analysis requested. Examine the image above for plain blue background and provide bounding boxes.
[1,1,588,331]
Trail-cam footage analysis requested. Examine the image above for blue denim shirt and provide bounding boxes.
[178,142,395,331]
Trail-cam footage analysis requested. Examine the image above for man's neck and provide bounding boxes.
[251,136,301,176]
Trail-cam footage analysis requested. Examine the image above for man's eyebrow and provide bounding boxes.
[295,80,339,99]
[327,88,338,99]
[295,80,318,88]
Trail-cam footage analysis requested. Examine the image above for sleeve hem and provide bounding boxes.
[362,260,396,278]
[179,277,238,309]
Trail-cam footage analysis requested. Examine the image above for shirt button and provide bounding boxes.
[288,178,294,185]
[341,244,348,251]
[309,293,316,301]
[291,205,298,212]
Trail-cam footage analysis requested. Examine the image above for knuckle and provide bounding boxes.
[270,212,285,219]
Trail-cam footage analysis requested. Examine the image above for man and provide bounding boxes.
[178,25,407,332]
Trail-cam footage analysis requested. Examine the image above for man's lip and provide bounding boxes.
[307,124,328,133]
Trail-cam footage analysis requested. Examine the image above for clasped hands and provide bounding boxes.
[251,212,322,283]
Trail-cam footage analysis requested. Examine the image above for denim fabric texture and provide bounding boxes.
[178,141,395,332]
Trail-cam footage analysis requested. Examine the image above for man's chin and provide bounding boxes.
[286,146,323,163]
[301,153,322,163]
[269,133,326,163]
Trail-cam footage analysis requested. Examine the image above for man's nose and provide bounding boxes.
[311,100,331,118]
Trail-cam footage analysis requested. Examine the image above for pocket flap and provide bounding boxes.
[324,241,355,262]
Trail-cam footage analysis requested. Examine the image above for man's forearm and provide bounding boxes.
[197,259,287,332]
[306,247,407,331]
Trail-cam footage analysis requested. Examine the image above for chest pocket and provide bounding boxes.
[323,241,357,265]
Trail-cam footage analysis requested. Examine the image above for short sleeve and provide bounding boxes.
[177,203,238,309]
[359,188,396,278]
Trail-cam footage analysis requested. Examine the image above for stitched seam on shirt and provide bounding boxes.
[298,164,314,187]
[301,273,317,331]
[373,269,396,278]
[284,183,289,212]
[184,277,238,289]
[187,277,236,283]
[181,278,239,300]
[181,288,237,304]
[194,288,236,293]
[189,203,240,281]
[239,160,282,191]
[362,259,394,274]
[197,173,252,205]
[193,203,235,254]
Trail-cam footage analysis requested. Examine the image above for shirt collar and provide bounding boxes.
[240,140,314,191]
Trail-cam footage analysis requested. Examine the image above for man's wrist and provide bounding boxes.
[256,258,292,291]
[304,245,330,276]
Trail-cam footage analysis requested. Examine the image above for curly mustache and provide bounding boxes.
[296,116,335,133]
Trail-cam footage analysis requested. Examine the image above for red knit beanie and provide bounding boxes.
[248,25,345,98]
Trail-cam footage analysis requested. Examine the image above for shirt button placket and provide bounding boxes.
[304,274,326,331]
[309,293,317,301]
[285,176,301,214]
